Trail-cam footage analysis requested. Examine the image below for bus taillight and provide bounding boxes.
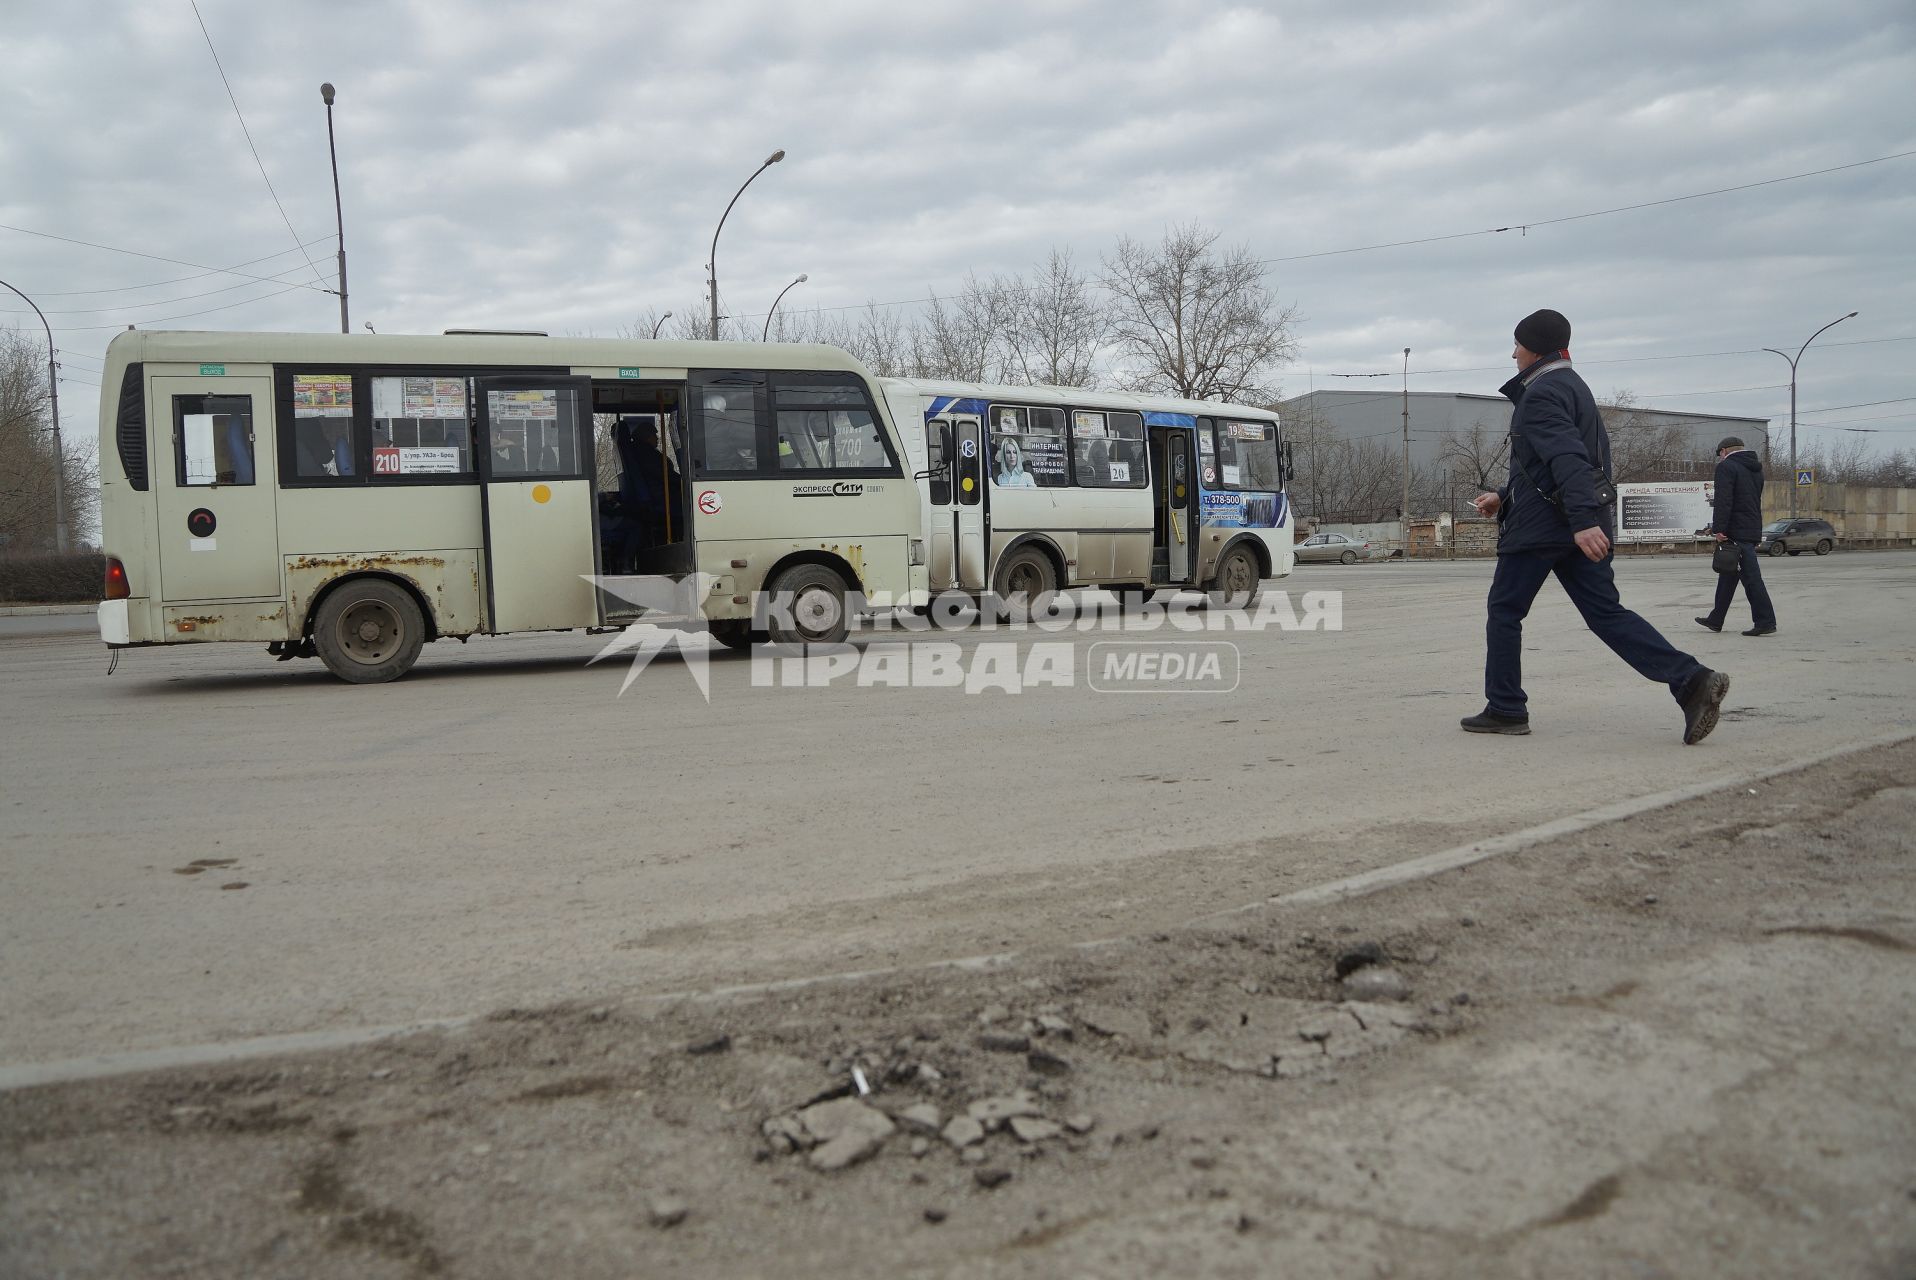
[104,557,131,600]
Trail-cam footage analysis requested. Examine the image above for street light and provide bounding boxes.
[708,149,786,340]
[763,274,808,341]
[1763,310,1857,518]
[1400,347,1411,555]
[650,311,673,340]
[0,278,65,552]
[319,83,349,334]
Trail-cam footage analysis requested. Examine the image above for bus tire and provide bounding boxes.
[1211,544,1263,606]
[709,619,766,652]
[765,564,850,645]
[312,578,425,684]
[993,546,1056,616]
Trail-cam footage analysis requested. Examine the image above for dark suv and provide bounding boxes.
[1758,518,1837,556]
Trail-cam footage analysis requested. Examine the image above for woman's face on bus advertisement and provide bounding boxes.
[1000,439,1023,471]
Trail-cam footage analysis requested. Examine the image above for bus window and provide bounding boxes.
[989,404,1067,488]
[691,374,764,476]
[773,380,890,472]
[927,419,952,505]
[485,387,585,478]
[370,375,472,479]
[174,394,255,486]
[1071,409,1145,488]
[1216,420,1281,490]
[290,372,355,478]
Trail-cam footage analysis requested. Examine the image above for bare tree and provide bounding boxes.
[1600,390,1703,482]
[1100,223,1298,402]
[0,328,95,551]
[1004,249,1105,389]
[912,273,1017,382]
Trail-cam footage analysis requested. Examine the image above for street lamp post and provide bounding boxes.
[650,311,673,340]
[763,274,808,342]
[1763,311,1857,518]
[1400,347,1411,556]
[708,149,786,340]
[320,83,348,334]
[0,277,67,552]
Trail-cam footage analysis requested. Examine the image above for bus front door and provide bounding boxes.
[1149,427,1194,584]
[475,375,600,633]
[952,415,987,591]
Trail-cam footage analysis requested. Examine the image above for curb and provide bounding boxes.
[0,604,98,617]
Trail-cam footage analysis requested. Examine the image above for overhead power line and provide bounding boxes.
[52,281,322,332]
[190,1,329,291]
[0,223,339,296]
[6,236,336,299]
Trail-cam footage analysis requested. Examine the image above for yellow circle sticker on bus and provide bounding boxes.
[961,476,974,493]
[531,484,552,504]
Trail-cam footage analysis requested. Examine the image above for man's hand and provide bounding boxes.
[1472,491,1501,517]
[1574,526,1610,561]
[1713,531,1728,542]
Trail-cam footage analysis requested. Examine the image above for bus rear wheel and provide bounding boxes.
[312,578,426,684]
[1211,545,1262,606]
[765,564,851,645]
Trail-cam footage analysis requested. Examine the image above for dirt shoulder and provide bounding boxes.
[4,741,1913,1280]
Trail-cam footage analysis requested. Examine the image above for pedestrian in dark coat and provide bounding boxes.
[1461,309,1730,744]
[1696,437,1777,636]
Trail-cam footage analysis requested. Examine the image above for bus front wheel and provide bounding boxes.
[1211,545,1263,606]
[765,564,851,645]
[312,578,426,684]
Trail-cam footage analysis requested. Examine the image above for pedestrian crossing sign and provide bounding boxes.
[1796,468,1815,486]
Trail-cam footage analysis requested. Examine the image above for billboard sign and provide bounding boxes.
[1617,482,1714,543]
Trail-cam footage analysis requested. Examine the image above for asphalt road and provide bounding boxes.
[3,552,1912,1069]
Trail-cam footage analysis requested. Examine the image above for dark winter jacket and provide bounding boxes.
[1494,358,1614,554]
[1710,449,1765,543]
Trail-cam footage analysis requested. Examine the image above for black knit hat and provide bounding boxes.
[1716,436,1745,452]
[1514,308,1572,355]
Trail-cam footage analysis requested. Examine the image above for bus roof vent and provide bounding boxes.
[442,328,549,337]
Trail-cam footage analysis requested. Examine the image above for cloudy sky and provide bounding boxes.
[4,0,1912,457]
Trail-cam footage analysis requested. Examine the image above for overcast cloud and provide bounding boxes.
[3,0,1912,453]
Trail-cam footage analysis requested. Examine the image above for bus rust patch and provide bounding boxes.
[288,554,447,573]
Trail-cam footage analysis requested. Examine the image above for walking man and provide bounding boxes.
[1696,436,1777,636]
[1462,309,1730,743]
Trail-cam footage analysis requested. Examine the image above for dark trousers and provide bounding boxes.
[1705,540,1776,629]
[1485,548,1706,717]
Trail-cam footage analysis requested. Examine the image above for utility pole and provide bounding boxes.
[1763,311,1856,519]
[1401,348,1411,558]
[320,83,349,334]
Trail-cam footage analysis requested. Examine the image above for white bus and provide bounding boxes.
[95,330,926,682]
[878,379,1293,606]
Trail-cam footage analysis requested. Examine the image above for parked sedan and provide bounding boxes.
[1757,518,1837,556]
[1295,532,1372,564]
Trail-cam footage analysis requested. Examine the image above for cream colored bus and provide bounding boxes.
[95,330,925,682]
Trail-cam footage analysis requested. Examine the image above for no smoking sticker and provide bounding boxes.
[697,490,722,515]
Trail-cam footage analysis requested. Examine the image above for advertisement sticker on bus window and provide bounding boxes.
[490,388,556,419]
[373,446,402,475]
[409,377,467,418]
[292,374,353,417]
[1073,411,1107,437]
[1108,461,1131,483]
[399,446,462,473]
[998,410,1018,431]
[1221,463,1242,486]
[1228,421,1266,440]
